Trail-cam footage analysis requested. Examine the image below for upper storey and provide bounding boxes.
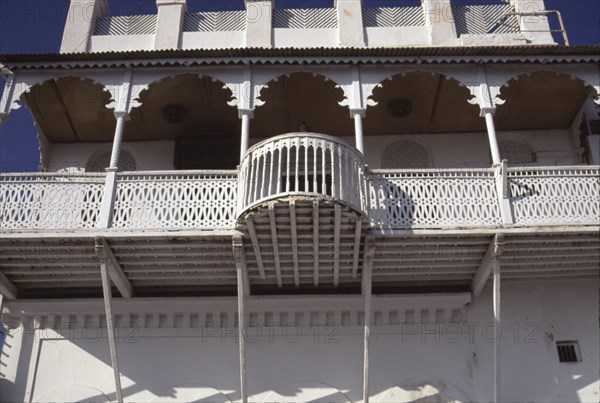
[61,0,558,53]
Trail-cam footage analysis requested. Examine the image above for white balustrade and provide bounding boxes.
[508,166,600,226]
[111,171,238,230]
[0,173,106,230]
[367,169,502,229]
[238,133,366,214]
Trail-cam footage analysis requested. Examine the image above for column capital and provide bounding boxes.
[350,108,366,118]
[238,108,255,119]
[113,110,130,120]
[479,106,497,118]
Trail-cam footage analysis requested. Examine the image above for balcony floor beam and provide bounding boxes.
[290,200,300,287]
[268,203,283,288]
[313,200,320,287]
[471,235,504,299]
[95,237,134,299]
[0,270,18,300]
[246,217,266,280]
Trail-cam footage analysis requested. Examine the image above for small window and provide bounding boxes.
[556,341,581,363]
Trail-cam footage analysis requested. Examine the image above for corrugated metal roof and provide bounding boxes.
[0,45,598,67]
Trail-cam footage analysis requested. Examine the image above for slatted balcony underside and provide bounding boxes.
[238,198,369,292]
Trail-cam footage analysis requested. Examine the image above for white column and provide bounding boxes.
[493,257,501,403]
[155,0,187,49]
[352,109,365,154]
[233,236,249,403]
[362,236,376,403]
[245,0,273,48]
[60,0,109,53]
[110,112,128,169]
[239,109,253,162]
[335,0,365,47]
[482,107,501,165]
[98,241,124,403]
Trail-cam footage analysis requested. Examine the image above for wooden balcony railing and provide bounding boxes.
[0,157,598,233]
[237,133,366,215]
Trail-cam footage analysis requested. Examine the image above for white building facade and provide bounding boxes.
[0,1,599,402]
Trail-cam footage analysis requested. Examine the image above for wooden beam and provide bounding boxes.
[246,217,266,280]
[290,200,300,287]
[268,204,283,288]
[352,215,362,278]
[95,237,134,298]
[232,235,248,403]
[362,235,376,403]
[471,235,504,298]
[313,200,320,287]
[333,204,341,287]
[100,258,124,403]
[0,270,18,300]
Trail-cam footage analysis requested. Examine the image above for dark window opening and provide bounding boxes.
[174,135,240,170]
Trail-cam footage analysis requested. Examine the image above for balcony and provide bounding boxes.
[0,134,598,297]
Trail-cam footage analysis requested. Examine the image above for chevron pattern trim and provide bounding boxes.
[183,11,246,32]
[273,8,338,29]
[453,4,520,35]
[363,6,425,28]
[94,15,157,36]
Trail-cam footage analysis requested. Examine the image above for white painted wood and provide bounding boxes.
[471,235,504,298]
[362,236,376,403]
[109,113,127,169]
[493,256,501,403]
[352,215,362,278]
[233,235,248,403]
[483,108,501,165]
[353,111,365,154]
[100,258,124,403]
[240,110,251,162]
[0,270,18,300]
[313,200,320,287]
[290,200,300,287]
[95,237,134,298]
[246,217,266,280]
[269,204,283,288]
[333,204,342,287]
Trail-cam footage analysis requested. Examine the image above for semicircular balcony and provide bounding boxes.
[236,132,370,291]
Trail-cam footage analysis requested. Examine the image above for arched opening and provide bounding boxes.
[367,71,483,135]
[130,74,239,169]
[382,139,432,168]
[0,108,41,172]
[499,139,536,165]
[252,72,352,139]
[86,148,137,172]
[495,71,594,131]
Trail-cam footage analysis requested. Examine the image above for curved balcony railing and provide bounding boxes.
[238,133,366,215]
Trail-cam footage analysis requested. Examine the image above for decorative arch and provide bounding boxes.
[366,71,483,135]
[382,139,433,169]
[494,71,595,131]
[252,71,352,137]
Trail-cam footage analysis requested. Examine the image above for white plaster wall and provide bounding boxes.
[46,141,175,173]
[273,29,338,48]
[364,27,429,47]
[182,32,245,49]
[2,281,598,402]
[89,35,155,52]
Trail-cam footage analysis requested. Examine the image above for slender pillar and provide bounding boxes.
[110,112,128,169]
[362,236,376,403]
[233,235,248,403]
[492,257,501,403]
[239,109,253,162]
[352,109,365,154]
[99,251,124,403]
[482,107,501,165]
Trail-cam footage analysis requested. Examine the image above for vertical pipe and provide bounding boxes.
[484,111,501,165]
[354,111,364,154]
[240,112,251,162]
[233,236,248,403]
[110,114,127,169]
[493,257,501,403]
[362,239,375,403]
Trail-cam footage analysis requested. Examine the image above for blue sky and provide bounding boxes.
[0,0,598,172]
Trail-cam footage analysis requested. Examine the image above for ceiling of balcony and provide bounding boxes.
[23,71,591,144]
